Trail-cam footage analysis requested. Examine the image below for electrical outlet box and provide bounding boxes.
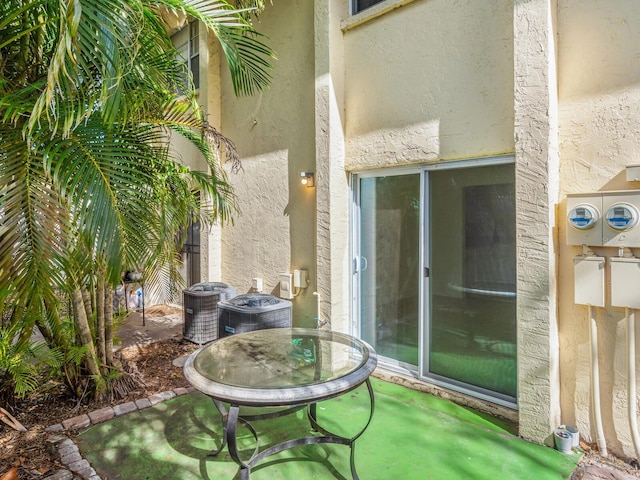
[573,256,605,307]
[252,277,263,293]
[610,257,640,309]
[279,273,293,300]
[627,165,640,182]
[293,269,309,288]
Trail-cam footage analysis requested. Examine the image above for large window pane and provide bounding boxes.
[428,164,516,398]
[359,174,420,366]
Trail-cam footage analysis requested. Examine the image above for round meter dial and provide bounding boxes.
[605,203,639,231]
[568,204,600,230]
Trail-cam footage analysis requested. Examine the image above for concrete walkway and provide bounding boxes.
[114,306,183,351]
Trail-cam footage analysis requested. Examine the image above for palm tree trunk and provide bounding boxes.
[96,276,106,371]
[104,287,115,366]
[71,287,102,387]
[82,287,93,330]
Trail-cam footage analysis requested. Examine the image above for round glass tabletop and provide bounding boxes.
[184,328,377,406]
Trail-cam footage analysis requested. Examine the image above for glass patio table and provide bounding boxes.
[183,327,378,480]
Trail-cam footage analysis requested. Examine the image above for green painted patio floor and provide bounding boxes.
[77,378,579,479]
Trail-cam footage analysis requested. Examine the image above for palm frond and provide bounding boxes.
[152,0,275,96]
[0,125,68,310]
[0,0,270,397]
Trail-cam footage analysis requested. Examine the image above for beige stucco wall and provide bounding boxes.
[191,0,640,460]
[315,0,517,335]
[557,0,640,459]
[514,0,561,444]
[167,25,222,292]
[314,0,350,334]
[343,0,514,170]
[219,0,319,327]
[217,0,553,444]
[211,0,519,334]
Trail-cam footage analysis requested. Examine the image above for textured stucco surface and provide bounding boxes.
[219,0,318,327]
[557,0,640,459]
[176,0,640,461]
[513,0,561,443]
[314,0,351,334]
[343,0,514,170]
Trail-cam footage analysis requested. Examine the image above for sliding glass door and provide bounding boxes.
[357,173,421,368]
[353,159,517,405]
[427,164,516,402]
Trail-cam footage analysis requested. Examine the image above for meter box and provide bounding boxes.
[602,192,640,248]
[573,256,605,307]
[567,191,640,247]
[610,257,640,309]
[567,194,603,246]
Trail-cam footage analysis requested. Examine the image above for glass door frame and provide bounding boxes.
[350,155,517,409]
[350,166,426,376]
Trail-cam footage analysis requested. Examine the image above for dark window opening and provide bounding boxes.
[353,0,386,14]
[181,219,201,287]
[172,21,200,94]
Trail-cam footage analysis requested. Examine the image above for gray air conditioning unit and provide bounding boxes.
[218,293,292,338]
[183,282,237,344]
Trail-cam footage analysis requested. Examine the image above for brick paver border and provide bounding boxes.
[43,386,196,480]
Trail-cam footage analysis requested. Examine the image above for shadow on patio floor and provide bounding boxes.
[76,377,579,480]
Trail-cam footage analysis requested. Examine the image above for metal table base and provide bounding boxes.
[208,379,375,480]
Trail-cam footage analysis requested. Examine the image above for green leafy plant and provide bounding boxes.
[0,325,62,399]
[0,0,274,399]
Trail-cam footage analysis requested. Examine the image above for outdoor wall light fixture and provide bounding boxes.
[300,172,315,187]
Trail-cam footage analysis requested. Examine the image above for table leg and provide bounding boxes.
[308,379,376,480]
[227,405,260,480]
[207,380,374,480]
[208,399,228,456]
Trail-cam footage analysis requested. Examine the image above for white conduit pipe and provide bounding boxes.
[627,307,640,460]
[589,304,608,456]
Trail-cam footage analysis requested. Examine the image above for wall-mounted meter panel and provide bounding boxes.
[602,193,640,247]
[566,194,603,246]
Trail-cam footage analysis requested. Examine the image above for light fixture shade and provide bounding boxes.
[300,171,315,187]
